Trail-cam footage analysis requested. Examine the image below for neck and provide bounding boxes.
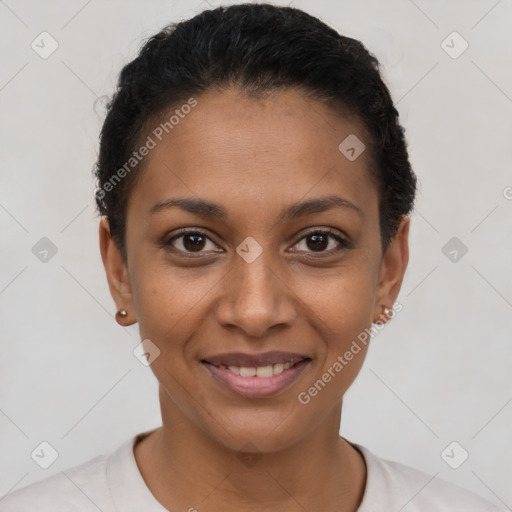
[134,389,366,512]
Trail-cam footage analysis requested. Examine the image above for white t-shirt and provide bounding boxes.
[0,429,504,511]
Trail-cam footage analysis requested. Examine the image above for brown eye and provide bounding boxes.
[163,230,220,254]
[306,233,329,251]
[182,233,207,252]
[290,229,350,256]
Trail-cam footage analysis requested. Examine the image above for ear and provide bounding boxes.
[99,216,136,326]
[372,215,410,324]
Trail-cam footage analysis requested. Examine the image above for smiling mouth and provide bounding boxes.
[200,351,312,398]
[201,359,310,378]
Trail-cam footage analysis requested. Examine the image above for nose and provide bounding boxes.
[215,249,297,338]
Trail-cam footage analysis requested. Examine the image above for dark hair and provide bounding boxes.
[94,3,416,260]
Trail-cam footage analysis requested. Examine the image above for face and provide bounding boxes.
[100,87,409,453]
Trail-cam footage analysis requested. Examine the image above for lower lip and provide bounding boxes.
[201,359,311,398]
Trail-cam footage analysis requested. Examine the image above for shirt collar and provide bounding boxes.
[107,428,168,512]
[106,432,385,512]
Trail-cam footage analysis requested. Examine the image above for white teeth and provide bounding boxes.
[273,363,284,375]
[219,361,298,377]
[240,367,256,377]
[256,365,273,377]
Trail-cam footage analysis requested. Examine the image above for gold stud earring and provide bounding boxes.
[116,309,128,318]
[383,305,392,317]
[374,304,391,325]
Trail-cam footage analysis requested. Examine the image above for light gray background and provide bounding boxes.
[1,0,511,508]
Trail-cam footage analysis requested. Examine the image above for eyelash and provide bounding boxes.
[160,227,351,259]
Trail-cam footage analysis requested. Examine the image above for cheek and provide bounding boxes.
[296,277,374,412]
[302,260,378,331]
[301,259,377,373]
[130,257,216,342]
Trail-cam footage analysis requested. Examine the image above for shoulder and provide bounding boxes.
[0,452,113,512]
[355,444,505,512]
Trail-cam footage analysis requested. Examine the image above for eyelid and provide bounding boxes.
[296,226,348,242]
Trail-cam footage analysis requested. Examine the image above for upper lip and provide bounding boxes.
[202,351,310,368]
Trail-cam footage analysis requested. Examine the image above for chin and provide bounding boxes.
[200,408,311,455]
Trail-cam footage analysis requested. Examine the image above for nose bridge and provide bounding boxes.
[216,239,295,336]
[237,249,277,304]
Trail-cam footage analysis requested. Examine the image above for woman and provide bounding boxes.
[0,3,503,511]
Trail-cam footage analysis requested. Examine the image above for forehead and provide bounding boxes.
[126,87,377,223]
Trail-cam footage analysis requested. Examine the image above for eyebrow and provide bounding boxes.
[149,195,365,222]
